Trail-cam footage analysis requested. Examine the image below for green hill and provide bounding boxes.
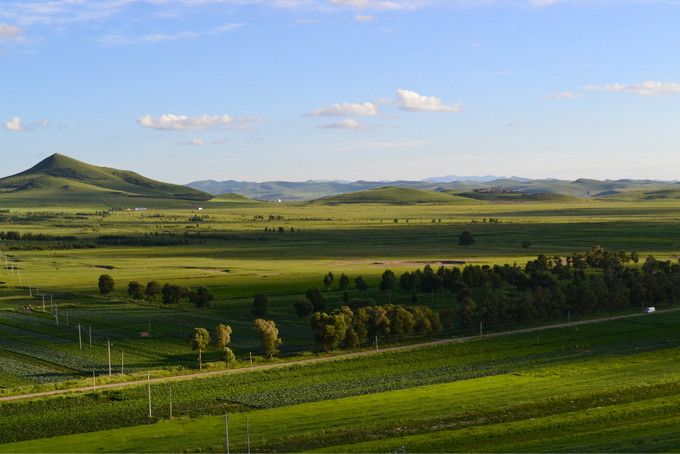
[0,153,211,207]
[451,190,577,202]
[312,186,474,205]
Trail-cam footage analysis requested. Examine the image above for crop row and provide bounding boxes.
[1,312,680,443]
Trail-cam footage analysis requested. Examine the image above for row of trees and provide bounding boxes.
[310,304,441,351]
[404,247,677,330]
[187,323,234,369]
[97,275,214,308]
[187,319,282,368]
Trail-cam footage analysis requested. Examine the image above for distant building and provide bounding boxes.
[134,207,148,211]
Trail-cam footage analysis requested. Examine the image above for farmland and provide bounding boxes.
[2,312,680,452]
[2,196,680,451]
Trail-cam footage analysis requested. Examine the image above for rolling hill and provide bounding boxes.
[188,176,680,202]
[312,186,474,205]
[0,153,211,207]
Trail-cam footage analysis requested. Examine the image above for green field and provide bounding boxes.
[2,312,680,452]
[2,193,680,451]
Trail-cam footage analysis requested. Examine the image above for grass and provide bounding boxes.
[1,196,680,450]
[3,315,680,452]
[1,312,679,445]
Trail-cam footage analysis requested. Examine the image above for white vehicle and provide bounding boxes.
[644,306,656,314]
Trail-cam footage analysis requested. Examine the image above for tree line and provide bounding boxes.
[97,275,215,308]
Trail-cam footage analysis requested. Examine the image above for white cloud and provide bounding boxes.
[308,102,379,117]
[318,118,364,129]
[173,138,207,146]
[354,14,376,21]
[3,117,23,131]
[0,23,22,38]
[99,23,243,46]
[587,81,680,96]
[545,90,581,99]
[396,89,462,113]
[137,113,260,130]
[329,0,428,10]
[2,117,48,131]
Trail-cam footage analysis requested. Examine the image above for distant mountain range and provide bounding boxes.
[2,154,680,207]
[187,176,680,202]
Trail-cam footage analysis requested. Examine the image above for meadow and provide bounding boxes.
[2,197,680,451]
[2,312,679,452]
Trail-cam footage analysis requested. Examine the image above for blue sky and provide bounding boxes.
[1,0,679,183]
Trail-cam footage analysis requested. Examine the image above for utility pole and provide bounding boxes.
[199,348,202,371]
[42,294,45,311]
[147,372,152,419]
[55,305,59,326]
[249,352,253,370]
[246,415,251,454]
[375,336,378,350]
[78,324,82,350]
[224,414,229,454]
[169,385,173,420]
[107,340,112,376]
[28,285,32,296]
[89,325,92,348]
[50,294,53,311]
[479,321,483,339]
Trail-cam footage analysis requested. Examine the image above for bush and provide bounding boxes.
[293,298,314,317]
[98,274,114,295]
[252,294,268,317]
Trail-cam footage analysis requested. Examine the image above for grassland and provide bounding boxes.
[2,312,679,452]
[2,193,680,451]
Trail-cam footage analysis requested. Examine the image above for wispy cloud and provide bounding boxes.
[329,0,428,10]
[354,14,376,21]
[99,23,243,46]
[545,90,581,100]
[3,116,49,132]
[0,23,22,38]
[308,102,379,117]
[396,89,462,112]
[318,118,365,129]
[587,81,680,96]
[137,113,260,130]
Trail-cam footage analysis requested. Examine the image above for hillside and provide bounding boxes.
[0,154,211,207]
[188,176,680,202]
[312,186,473,205]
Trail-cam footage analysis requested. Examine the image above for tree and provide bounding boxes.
[459,231,475,247]
[311,310,350,352]
[214,324,232,350]
[162,284,183,305]
[98,274,114,295]
[188,327,211,370]
[189,287,214,308]
[380,270,396,302]
[253,318,282,358]
[127,281,144,300]
[338,273,350,291]
[631,251,640,268]
[323,272,334,292]
[145,281,161,300]
[355,275,368,292]
[305,288,326,311]
[222,347,236,368]
[252,293,268,317]
[293,298,314,317]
